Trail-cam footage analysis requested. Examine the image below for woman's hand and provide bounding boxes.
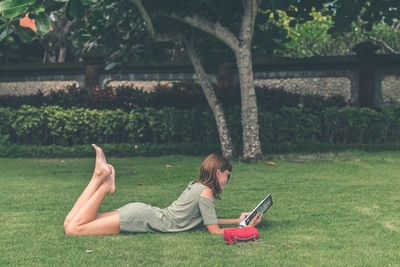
[237,212,250,224]
[246,213,262,228]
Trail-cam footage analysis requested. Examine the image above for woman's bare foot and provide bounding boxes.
[103,164,116,194]
[92,144,112,180]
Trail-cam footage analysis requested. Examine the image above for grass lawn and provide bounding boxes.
[1,151,400,266]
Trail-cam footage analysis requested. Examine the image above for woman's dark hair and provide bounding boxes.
[194,154,232,199]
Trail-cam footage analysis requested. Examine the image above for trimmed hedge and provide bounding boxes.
[2,104,400,147]
[0,83,347,112]
[0,105,219,146]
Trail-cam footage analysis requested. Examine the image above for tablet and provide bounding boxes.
[239,194,273,226]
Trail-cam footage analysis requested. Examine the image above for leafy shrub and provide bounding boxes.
[273,107,321,143]
[11,105,46,145]
[381,102,400,142]
[1,104,400,147]
[0,83,347,112]
[323,107,376,143]
[0,107,14,144]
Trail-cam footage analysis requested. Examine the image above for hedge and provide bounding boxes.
[2,104,400,147]
[0,105,219,146]
[0,83,347,112]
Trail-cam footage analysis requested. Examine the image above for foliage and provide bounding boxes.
[364,21,400,55]
[272,7,400,58]
[0,105,219,145]
[0,83,347,111]
[68,0,172,69]
[272,8,362,57]
[328,0,400,34]
[3,103,400,147]
[3,0,400,62]
[328,0,400,54]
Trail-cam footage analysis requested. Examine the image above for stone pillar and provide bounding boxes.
[353,41,380,108]
[83,56,102,89]
[349,72,360,105]
[217,62,235,89]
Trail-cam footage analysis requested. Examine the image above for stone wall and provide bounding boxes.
[107,80,179,92]
[381,75,400,102]
[1,55,400,107]
[0,81,79,96]
[254,77,352,100]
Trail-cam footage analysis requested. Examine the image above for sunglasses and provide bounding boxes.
[227,173,232,182]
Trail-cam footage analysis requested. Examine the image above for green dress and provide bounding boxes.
[117,182,218,233]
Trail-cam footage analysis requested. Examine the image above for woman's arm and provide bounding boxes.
[217,212,251,225]
[217,218,240,225]
[207,213,263,234]
[199,188,262,234]
[206,224,224,234]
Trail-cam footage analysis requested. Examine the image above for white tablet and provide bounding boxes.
[239,194,273,227]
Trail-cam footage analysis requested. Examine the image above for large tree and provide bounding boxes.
[128,0,239,159]
[127,0,290,161]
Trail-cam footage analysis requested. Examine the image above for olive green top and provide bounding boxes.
[118,182,219,233]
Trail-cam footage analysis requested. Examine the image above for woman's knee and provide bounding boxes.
[64,223,82,236]
[63,219,70,230]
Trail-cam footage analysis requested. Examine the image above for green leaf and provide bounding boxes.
[1,5,28,18]
[44,0,65,12]
[6,35,19,49]
[15,25,36,42]
[35,11,50,35]
[0,23,13,42]
[66,0,84,20]
[32,4,45,14]
[0,0,36,12]
[104,62,117,71]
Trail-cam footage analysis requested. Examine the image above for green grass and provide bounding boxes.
[1,151,400,266]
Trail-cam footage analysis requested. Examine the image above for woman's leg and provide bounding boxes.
[66,211,120,235]
[65,166,120,235]
[63,144,111,229]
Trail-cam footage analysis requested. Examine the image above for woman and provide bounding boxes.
[64,144,262,235]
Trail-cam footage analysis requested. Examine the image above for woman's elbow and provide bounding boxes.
[207,227,224,235]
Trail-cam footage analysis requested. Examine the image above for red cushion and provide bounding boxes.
[223,227,259,244]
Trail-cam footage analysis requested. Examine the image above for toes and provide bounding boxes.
[108,164,115,174]
[92,144,103,153]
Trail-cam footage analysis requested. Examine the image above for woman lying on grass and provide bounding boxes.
[63,144,262,235]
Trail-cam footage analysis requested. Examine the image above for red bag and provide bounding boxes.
[223,227,259,245]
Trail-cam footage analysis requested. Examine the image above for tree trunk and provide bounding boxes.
[58,46,67,63]
[235,46,262,161]
[185,41,236,160]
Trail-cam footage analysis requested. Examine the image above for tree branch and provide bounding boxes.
[129,0,177,42]
[394,21,400,50]
[368,35,400,54]
[166,12,239,50]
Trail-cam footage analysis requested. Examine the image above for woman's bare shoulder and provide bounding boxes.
[199,187,213,199]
